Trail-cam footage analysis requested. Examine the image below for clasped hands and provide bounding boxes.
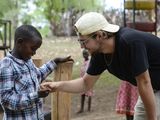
[38,81,61,98]
[38,81,59,98]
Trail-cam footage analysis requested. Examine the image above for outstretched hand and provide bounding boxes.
[53,56,73,64]
[40,82,59,92]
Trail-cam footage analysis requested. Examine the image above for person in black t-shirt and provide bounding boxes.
[40,12,160,120]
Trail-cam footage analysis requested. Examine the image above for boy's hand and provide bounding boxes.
[38,90,49,98]
[53,56,73,64]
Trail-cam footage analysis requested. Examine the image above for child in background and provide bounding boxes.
[115,81,139,120]
[0,25,72,120]
[77,49,93,113]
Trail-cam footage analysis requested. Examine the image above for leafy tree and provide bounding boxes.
[34,0,102,36]
[0,0,15,18]
[0,0,28,32]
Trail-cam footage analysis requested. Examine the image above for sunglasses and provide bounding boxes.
[77,33,96,46]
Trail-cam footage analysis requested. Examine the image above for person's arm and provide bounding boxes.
[35,60,57,82]
[40,73,100,93]
[135,70,157,120]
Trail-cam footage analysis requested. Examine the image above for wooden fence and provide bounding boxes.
[33,58,73,120]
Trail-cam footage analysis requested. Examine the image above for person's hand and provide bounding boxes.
[40,82,59,92]
[53,56,73,64]
[38,90,49,98]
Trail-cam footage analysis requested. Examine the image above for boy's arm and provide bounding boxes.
[136,70,157,120]
[36,60,57,82]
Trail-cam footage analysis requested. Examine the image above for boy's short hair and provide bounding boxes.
[14,25,42,42]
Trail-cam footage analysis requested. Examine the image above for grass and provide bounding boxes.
[96,71,120,88]
[33,36,120,88]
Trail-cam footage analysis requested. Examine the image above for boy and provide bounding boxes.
[0,25,72,120]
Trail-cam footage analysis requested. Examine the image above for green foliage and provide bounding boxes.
[34,0,60,24]
[0,0,27,19]
[0,0,28,36]
[38,25,50,38]
[0,0,13,18]
[0,0,105,37]
[34,0,103,27]
[62,0,101,11]
[96,71,120,88]
[21,14,32,25]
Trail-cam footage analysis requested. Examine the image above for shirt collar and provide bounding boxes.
[6,51,31,65]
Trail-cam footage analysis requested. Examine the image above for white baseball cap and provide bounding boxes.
[74,12,120,35]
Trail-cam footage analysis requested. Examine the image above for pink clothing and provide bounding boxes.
[115,81,138,115]
[80,60,89,77]
[80,59,93,97]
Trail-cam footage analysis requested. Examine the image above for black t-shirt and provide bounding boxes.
[87,27,160,90]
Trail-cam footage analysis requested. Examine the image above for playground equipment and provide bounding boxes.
[0,19,12,56]
[124,0,157,35]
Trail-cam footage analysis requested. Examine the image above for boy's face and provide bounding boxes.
[17,38,42,61]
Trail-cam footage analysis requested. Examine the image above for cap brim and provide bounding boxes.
[102,24,120,33]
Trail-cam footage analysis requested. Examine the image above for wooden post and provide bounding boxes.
[52,61,73,120]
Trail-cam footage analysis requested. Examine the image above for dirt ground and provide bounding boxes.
[0,85,126,120]
[71,85,125,120]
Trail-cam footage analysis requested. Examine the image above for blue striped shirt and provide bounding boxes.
[0,52,56,120]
